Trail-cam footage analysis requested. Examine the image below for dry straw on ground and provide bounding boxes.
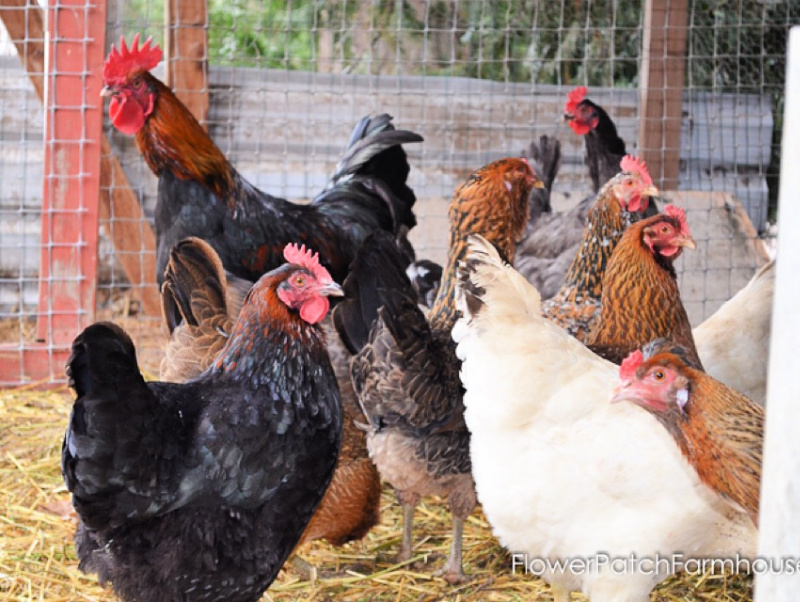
[0,385,754,601]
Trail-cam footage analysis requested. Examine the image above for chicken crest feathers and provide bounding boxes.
[103,34,162,85]
[620,155,653,186]
[564,86,588,115]
[284,243,331,283]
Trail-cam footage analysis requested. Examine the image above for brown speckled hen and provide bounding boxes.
[586,205,700,366]
[333,158,542,583]
[159,237,381,572]
[613,340,764,527]
[541,155,659,342]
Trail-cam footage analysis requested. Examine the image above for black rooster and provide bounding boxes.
[102,34,423,285]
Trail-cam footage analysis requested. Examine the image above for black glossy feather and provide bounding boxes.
[153,112,423,287]
[62,265,343,602]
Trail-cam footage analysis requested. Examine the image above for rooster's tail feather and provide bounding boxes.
[328,114,424,233]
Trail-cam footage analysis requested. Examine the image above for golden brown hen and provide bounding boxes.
[159,237,381,572]
[333,158,542,583]
[613,340,764,527]
[586,205,700,366]
[541,155,659,342]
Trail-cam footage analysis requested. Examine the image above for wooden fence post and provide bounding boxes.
[639,0,689,191]
[165,0,209,125]
[754,26,800,602]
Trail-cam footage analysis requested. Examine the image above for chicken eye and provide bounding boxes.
[661,226,670,234]
[653,370,665,381]
[294,275,306,287]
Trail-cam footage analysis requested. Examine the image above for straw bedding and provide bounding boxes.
[0,383,753,601]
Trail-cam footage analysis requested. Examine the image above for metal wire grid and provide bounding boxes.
[0,0,107,384]
[0,0,790,383]
[0,12,42,347]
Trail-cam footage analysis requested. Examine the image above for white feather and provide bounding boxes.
[693,259,775,404]
[454,235,757,602]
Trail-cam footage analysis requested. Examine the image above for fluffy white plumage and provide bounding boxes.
[693,259,775,404]
[453,235,757,602]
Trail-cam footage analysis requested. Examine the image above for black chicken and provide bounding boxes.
[564,85,627,193]
[62,243,343,602]
[102,34,423,285]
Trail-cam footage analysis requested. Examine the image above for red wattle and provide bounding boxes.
[299,296,329,324]
[569,120,591,136]
[109,94,146,135]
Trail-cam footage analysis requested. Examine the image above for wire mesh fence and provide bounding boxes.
[0,0,791,384]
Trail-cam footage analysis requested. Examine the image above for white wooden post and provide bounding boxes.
[755,26,800,602]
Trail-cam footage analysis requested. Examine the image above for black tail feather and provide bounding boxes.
[522,135,562,223]
[63,322,188,529]
[331,114,424,233]
[332,230,415,354]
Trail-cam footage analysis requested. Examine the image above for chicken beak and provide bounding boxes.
[100,85,113,98]
[609,382,630,404]
[675,235,697,251]
[641,185,660,198]
[533,179,545,189]
[317,281,344,298]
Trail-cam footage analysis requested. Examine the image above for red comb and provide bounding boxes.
[664,204,691,236]
[620,155,653,186]
[103,34,162,86]
[620,349,644,382]
[283,243,331,282]
[564,86,588,115]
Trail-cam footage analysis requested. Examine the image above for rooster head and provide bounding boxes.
[564,86,599,136]
[610,155,659,213]
[612,348,692,416]
[277,243,343,324]
[641,205,696,259]
[101,34,162,135]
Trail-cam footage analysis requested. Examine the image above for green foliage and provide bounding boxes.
[208,0,318,69]
[116,0,790,218]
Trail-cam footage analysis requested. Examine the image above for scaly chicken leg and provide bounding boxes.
[396,491,419,562]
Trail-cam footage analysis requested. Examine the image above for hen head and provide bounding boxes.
[564,86,599,136]
[608,155,659,213]
[101,34,162,135]
[450,157,544,256]
[612,347,692,417]
[640,205,696,259]
[276,244,344,324]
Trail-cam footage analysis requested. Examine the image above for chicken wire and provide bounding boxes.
[0,0,792,383]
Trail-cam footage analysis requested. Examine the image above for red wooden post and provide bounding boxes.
[0,0,106,383]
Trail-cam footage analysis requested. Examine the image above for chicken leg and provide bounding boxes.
[396,490,419,562]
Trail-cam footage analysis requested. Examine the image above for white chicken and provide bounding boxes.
[694,259,775,404]
[452,235,757,602]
